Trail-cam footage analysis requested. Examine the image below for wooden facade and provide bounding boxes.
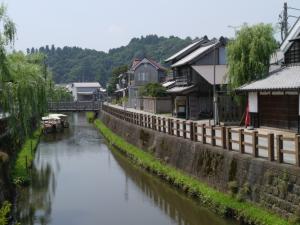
[242,35,300,132]
[248,92,300,132]
[127,58,167,108]
[259,95,298,130]
[166,37,240,121]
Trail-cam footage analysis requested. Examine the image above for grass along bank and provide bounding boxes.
[12,128,41,186]
[0,201,11,225]
[86,112,95,123]
[94,118,294,225]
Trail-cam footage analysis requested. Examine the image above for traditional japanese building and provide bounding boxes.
[238,19,300,132]
[127,58,167,108]
[71,82,102,101]
[165,37,237,121]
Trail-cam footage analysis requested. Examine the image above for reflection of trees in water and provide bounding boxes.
[16,163,56,225]
[112,150,234,225]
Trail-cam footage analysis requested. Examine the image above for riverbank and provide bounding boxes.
[12,128,41,186]
[94,118,292,225]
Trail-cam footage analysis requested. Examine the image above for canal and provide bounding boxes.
[16,113,237,225]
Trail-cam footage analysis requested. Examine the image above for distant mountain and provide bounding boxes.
[30,35,195,86]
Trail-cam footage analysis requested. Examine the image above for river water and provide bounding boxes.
[16,113,237,225]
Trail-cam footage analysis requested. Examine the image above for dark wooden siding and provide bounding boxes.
[134,63,159,86]
[259,95,298,131]
[285,40,300,64]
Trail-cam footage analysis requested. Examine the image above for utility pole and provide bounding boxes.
[279,2,300,41]
[283,2,288,40]
[213,40,219,126]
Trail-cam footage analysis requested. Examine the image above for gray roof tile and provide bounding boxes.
[238,66,300,91]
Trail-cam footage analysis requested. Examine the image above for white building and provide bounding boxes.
[71,82,101,101]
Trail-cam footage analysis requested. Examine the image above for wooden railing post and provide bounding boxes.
[157,117,161,132]
[148,115,151,128]
[202,124,206,144]
[276,135,283,163]
[162,118,166,133]
[221,126,226,149]
[170,119,174,135]
[194,123,198,142]
[140,113,142,125]
[190,122,194,141]
[239,129,245,153]
[226,128,232,150]
[252,131,258,157]
[295,135,300,166]
[211,126,216,146]
[167,119,171,134]
[268,133,275,161]
[183,121,187,139]
[176,120,180,137]
[152,116,156,130]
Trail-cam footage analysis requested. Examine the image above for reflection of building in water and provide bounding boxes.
[113,150,231,225]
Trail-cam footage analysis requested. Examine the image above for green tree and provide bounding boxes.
[0,4,16,83]
[140,83,167,97]
[1,52,50,138]
[34,35,194,85]
[107,65,128,95]
[227,23,278,89]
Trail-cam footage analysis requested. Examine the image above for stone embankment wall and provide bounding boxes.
[100,110,300,218]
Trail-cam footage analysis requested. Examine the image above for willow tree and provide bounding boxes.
[227,23,278,90]
[0,4,16,83]
[1,53,49,139]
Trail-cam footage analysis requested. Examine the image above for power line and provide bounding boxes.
[279,3,300,41]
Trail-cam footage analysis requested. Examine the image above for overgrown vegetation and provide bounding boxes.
[139,83,167,97]
[0,201,11,225]
[32,35,194,85]
[94,118,293,225]
[0,4,65,144]
[12,129,41,186]
[48,85,73,102]
[86,112,95,123]
[227,23,278,90]
[107,65,128,95]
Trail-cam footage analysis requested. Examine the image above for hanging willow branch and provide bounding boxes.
[1,53,50,139]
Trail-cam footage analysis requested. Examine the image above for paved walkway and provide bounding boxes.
[107,103,215,125]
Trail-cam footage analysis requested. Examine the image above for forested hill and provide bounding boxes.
[30,35,194,85]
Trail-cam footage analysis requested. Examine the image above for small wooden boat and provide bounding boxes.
[41,114,69,134]
[49,114,69,128]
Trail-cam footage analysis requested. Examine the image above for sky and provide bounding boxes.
[2,0,300,52]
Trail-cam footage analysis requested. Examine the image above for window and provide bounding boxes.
[285,40,300,64]
[137,72,146,81]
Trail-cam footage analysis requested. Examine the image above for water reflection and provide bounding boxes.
[16,164,54,225]
[111,149,235,225]
[16,113,236,225]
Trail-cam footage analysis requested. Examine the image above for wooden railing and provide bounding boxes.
[48,101,102,112]
[102,104,300,167]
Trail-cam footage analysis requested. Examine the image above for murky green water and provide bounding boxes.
[16,113,237,225]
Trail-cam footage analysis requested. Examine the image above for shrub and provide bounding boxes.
[0,201,11,225]
[139,83,167,97]
[86,112,95,123]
